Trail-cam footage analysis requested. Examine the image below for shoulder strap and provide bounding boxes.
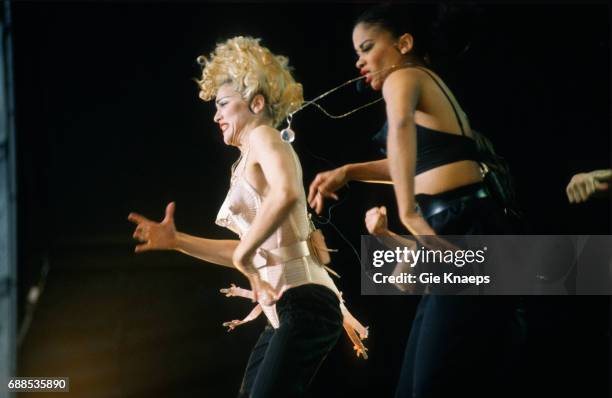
[230,146,250,182]
[239,147,250,174]
[413,66,466,136]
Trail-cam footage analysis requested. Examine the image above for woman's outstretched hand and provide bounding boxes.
[128,202,178,253]
[307,167,346,214]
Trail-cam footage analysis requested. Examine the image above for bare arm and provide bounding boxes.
[175,233,239,268]
[382,69,436,235]
[591,169,612,183]
[128,202,239,268]
[344,159,391,184]
[231,126,300,273]
[308,159,391,214]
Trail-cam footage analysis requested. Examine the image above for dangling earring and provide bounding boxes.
[277,61,417,143]
[280,114,296,143]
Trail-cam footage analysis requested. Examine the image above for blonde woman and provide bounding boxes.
[128,36,367,398]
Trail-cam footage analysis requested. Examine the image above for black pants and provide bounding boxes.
[395,183,523,398]
[237,284,343,398]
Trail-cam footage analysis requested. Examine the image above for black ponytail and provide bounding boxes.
[355,3,485,69]
[354,3,437,65]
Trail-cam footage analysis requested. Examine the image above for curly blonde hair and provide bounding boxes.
[196,36,304,128]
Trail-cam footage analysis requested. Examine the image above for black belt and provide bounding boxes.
[417,187,489,219]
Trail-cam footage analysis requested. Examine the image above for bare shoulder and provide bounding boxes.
[249,125,281,146]
[384,67,424,87]
[248,125,289,160]
[382,67,424,99]
[382,68,426,111]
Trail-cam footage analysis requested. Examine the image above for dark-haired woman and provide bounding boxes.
[308,5,520,398]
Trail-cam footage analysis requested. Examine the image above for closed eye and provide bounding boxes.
[358,41,373,54]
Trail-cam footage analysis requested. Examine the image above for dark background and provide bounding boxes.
[12,2,610,397]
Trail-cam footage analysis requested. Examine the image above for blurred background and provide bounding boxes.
[0,2,609,397]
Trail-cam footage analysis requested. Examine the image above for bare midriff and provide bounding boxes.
[414,160,483,195]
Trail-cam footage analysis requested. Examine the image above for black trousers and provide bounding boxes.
[237,284,343,398]
[395,183,523,398]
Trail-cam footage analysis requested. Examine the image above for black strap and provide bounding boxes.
[413,66,466,136]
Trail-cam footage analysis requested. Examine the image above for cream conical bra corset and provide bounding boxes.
[216,146,312,254]
[215,144,369,359]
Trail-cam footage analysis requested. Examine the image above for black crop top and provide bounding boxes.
[372,67,481,176]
